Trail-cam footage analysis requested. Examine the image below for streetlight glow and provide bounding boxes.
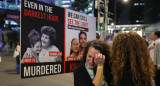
[111,23,114,25]
[123,0,128,2]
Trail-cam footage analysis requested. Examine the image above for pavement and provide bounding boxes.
[0,53,74,86]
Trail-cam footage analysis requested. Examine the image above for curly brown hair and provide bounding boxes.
[83,40,112,84]
[41,26,56,44]
[110,32,155,86]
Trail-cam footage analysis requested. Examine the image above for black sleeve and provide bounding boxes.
[73,65,94,86]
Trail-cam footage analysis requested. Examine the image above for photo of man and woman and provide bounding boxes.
[66,31,87,61]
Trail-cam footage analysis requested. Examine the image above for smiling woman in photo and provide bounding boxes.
[66,38,80,61]
[38,26,62,62]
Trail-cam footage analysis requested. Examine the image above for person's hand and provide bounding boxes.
[149,45,154,50]
[94,53,105,66]
[157,65,160,70]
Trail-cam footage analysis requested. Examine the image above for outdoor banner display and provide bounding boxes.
[65,9,96,72]
[21,0,64,78]
[21,0,96,78]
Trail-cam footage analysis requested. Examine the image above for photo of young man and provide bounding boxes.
[79,31,87,60]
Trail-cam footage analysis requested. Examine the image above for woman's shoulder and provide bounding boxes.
[23,48,34,58]
[49,45,59,51]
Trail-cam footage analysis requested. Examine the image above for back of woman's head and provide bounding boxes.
[111,32,154,86]
[28,29,41,47]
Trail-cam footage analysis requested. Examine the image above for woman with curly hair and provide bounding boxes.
[74,40,112,86]
[110,32,155,86]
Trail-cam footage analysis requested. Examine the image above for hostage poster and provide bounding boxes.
[21,0,64,78]
[21,0,96,78]
[65,9,96,73]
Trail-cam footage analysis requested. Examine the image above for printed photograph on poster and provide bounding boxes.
[65,9,96,62]
[65,9,96,72]
[22,26,62,63]
[66,31,87,61]
[66,38,81,61]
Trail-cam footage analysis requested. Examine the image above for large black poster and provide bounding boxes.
[21,0,64,78]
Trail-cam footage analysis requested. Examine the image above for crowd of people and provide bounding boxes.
[74,31,160,86]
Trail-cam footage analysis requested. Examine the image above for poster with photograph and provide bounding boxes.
[65,9,96,73]
[21,0,64,78]
[21,0,96,78]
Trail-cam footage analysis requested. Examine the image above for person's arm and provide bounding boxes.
[93,66,104,86]
[155,43,160,70]
[23,48,33,58]
[93,53,105,86]
[148,45,154,50]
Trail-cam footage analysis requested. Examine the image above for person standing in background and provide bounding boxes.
[153,31,160,86]
[148,31,155,62]
[96,33,101,40]
[142,36,149,47]
[13,41,20,73]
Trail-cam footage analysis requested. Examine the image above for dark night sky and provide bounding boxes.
[144,0,160,24]
[108,0,160,25]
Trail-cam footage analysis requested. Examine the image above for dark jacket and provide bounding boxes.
[74,64,94,86]
[74,62,113,86]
